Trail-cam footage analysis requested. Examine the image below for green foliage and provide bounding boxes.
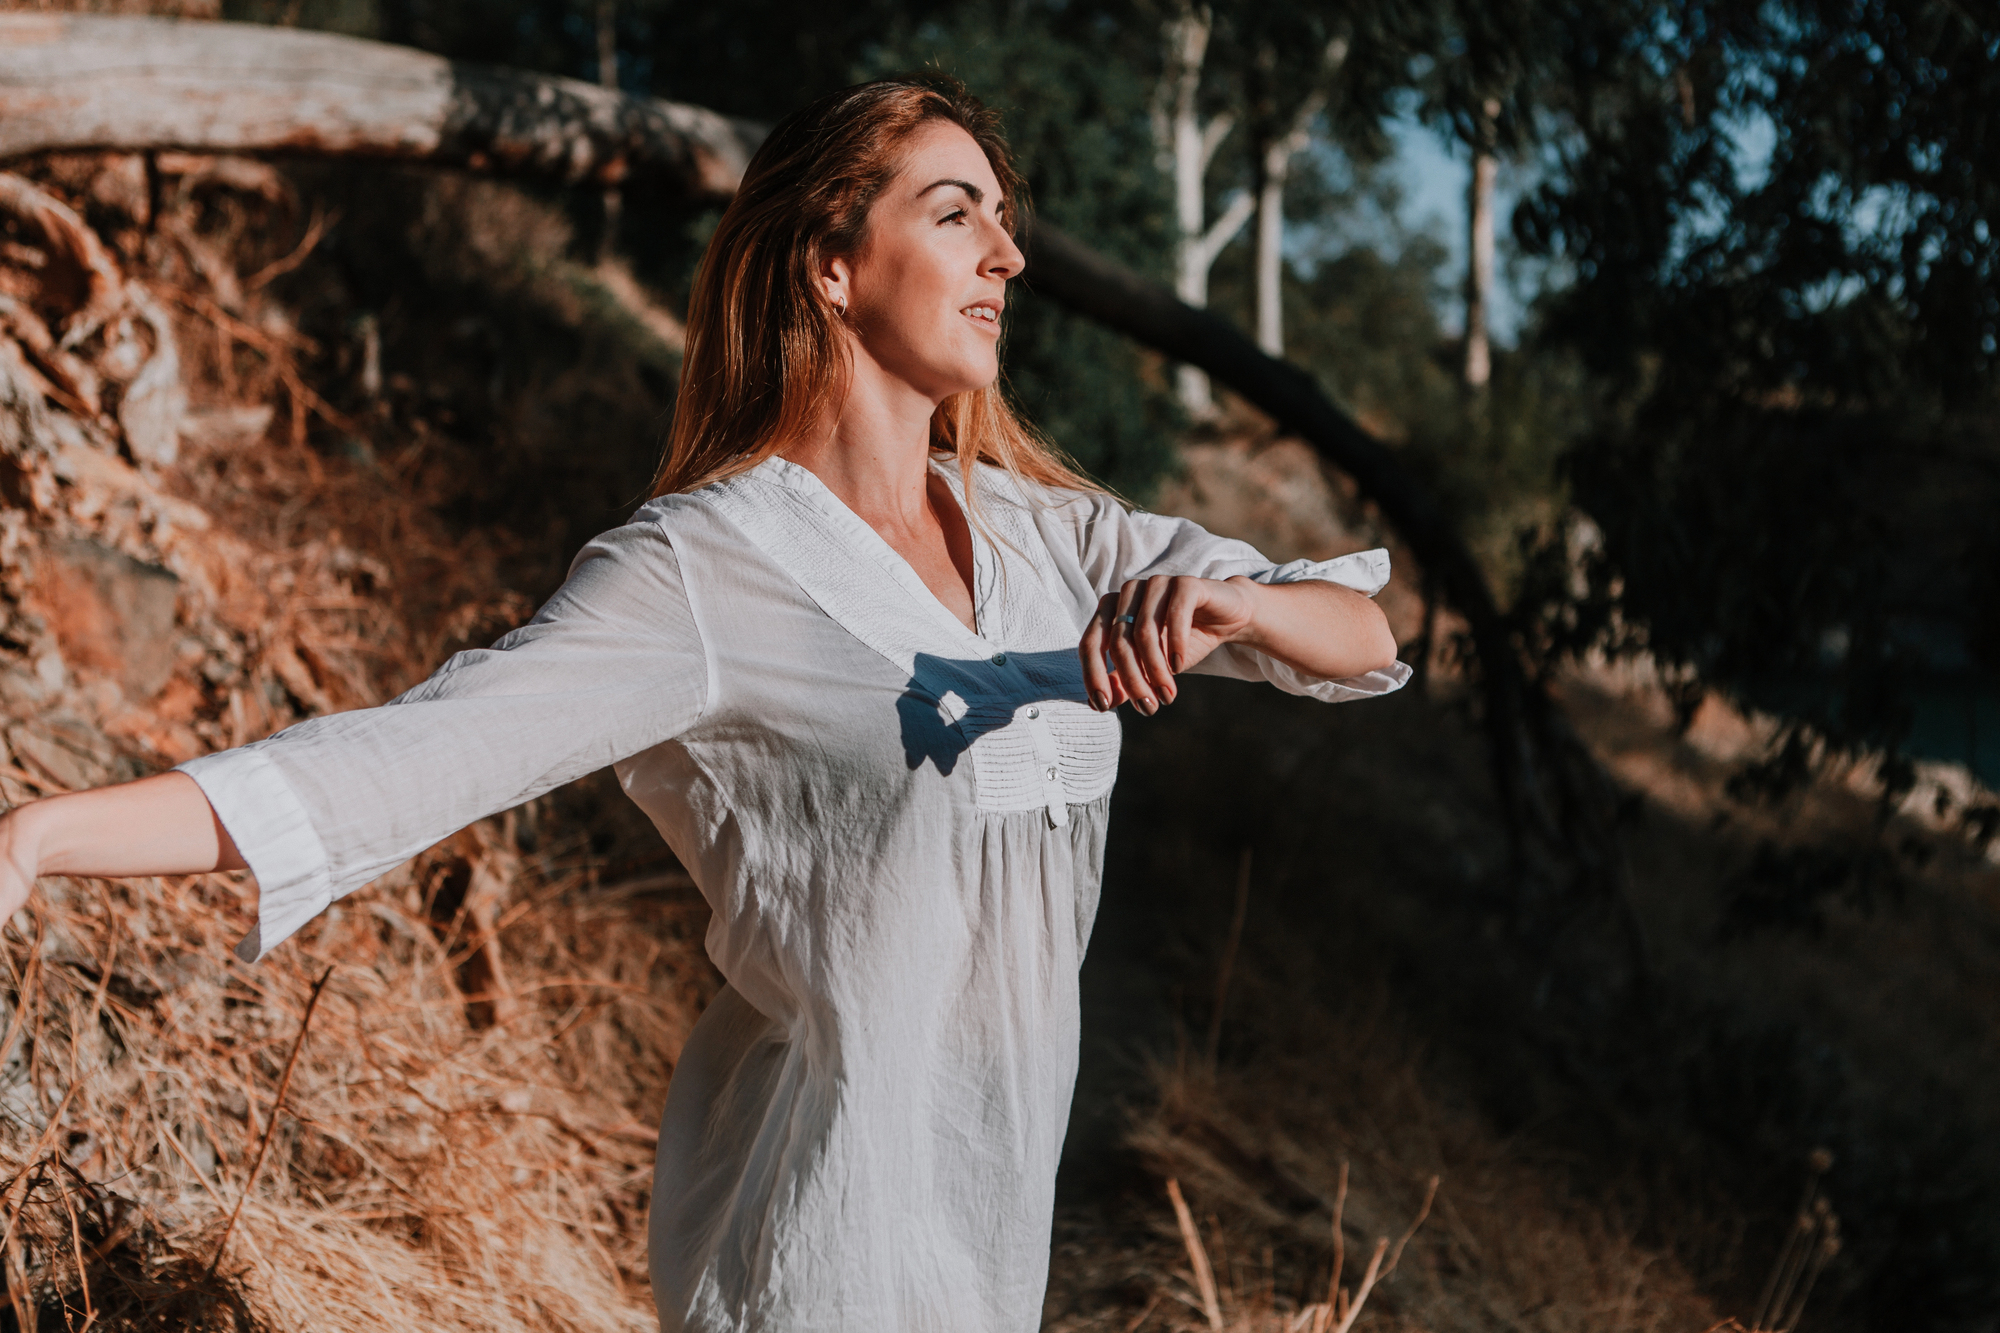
[1518,0,2000,792]
[1204,0,1426,162]
[1202,214,1587,591]
[1524,0,2000,408]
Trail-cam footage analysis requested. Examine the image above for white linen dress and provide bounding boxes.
[178,455,1409,1333]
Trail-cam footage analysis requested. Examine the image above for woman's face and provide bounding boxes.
[823,121,1025,403]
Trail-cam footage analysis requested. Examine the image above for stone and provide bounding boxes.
[32,648,64,693]
[0,662,52,711]
[114,291,186,467]
[30,539,179,700]
[6,716,134,791]
[177,404,273,449]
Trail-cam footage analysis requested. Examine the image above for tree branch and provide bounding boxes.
[1283,35,1350,157]
[1195,190,1256,268]
[1018,215,1622,920]
[0,14,761,200]
[1198,112,1236,174]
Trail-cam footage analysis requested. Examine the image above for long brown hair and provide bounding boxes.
[647,75,1101,507]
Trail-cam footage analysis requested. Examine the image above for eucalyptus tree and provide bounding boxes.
[1148,1,1253,414]
[1135,0,1432,408]
[1233,2,1429,358]
[1409,0,1570,390]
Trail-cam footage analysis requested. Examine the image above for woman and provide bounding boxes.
[0,78,1405,1331]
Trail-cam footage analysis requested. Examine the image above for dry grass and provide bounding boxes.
[1098,1013,1727,1333]
[0,846,711,1331]
[1150,1165,1437,1333]
[0,151,718,1329]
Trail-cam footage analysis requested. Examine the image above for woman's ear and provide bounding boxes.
[820,254,853,318]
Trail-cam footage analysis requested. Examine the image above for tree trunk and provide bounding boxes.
[0,13,758,200]
[1154,5,1252,417]
[1165,10,1210,309]
[1463,99,1500,391]
[1251,38,1345,359]
[1253,140,1288,357]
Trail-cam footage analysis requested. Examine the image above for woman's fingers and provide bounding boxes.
[1078,592,1115,709]
[1078,577,1228,714]
[1081,591,1137,710]
[1162,577,1198,675]
[1108,580,1154,713]
[1133,577,1177,705]
[0,816,37,924]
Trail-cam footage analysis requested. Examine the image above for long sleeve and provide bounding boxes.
[1055,490,1412,704]
[177,517,712,962]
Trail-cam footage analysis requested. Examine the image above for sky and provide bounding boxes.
[1283,99,1538,345]
[1373,109,1534,342]
[1352,104,1782,346]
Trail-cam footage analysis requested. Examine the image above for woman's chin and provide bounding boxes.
[923,361,1001,402]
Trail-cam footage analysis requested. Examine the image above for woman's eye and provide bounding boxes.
[940,208,969,225]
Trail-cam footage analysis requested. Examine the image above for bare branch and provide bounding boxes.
[0,15,760,200]
[1195,190,1255,268]
[1198,112,1236,174]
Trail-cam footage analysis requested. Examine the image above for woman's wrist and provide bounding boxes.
[0,774,242,881]
[0,803,45,882]
[1213,576,1399,680]
[1217,576,1270,650]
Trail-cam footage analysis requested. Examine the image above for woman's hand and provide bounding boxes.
[1077,574,1400,714]
[1078,575,1257,714]
[0,807,40,924]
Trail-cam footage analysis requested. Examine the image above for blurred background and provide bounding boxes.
[0,1,1996,1330]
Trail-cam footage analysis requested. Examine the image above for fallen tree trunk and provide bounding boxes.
[0,16,1631,965]
[0,14,759,198]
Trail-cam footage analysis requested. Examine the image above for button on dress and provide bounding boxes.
[179,456,1410,1332]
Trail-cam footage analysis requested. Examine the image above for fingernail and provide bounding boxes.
[1139,698,1156,715]
[1170,654,1183,672]
[1090,692,1107,711]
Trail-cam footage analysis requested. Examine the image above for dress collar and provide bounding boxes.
[737,454,996,648]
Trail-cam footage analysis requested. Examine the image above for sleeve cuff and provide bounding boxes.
[1261,657,1414,703]
[1253,547,1392,597]
[1235,546,1411,701]
[175,745,334,963]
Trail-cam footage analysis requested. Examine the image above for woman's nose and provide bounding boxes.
[986,220,1026,280]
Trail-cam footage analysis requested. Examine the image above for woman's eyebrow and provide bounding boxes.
[917,178,985,205]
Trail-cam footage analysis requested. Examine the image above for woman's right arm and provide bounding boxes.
[0,512,710,956]
[0,771,246,918]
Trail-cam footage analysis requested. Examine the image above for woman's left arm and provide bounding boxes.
[1079,574,1399,714]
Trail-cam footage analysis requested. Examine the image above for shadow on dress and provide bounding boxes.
[897,648,1089,776]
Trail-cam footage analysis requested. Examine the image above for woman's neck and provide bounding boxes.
[781,354,942,535]
[779,357,977,630]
